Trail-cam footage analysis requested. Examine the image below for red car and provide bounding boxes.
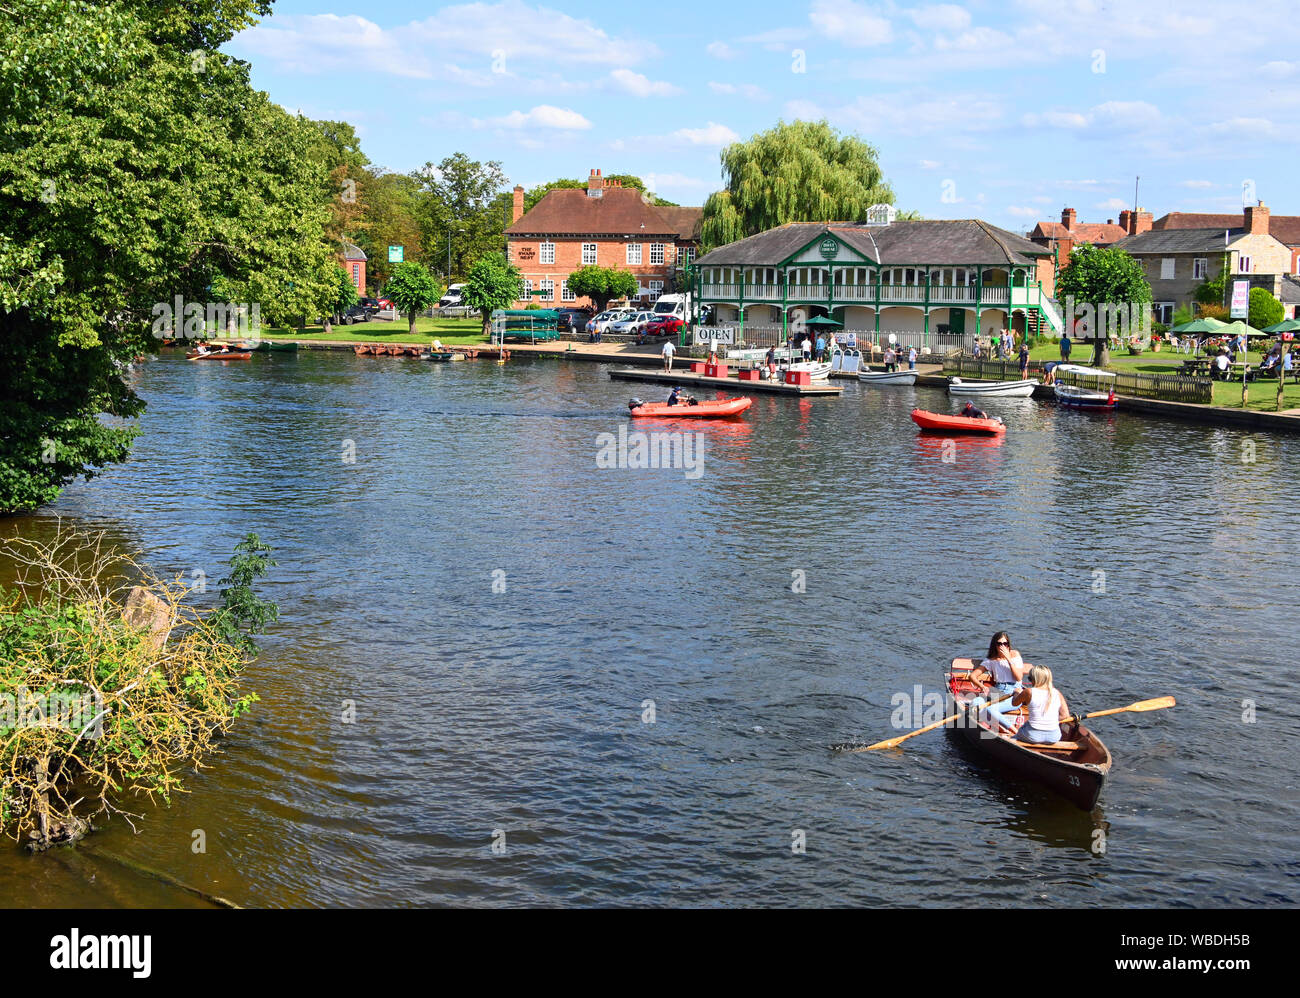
[643,315,684,336]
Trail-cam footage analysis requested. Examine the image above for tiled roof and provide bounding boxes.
[1030,221,1128,244]
[1279,275,1300,303]
[506,187,702,240]
[1113,228,1238,254]
[1154,212,1300,246]
[695,219,1050,267]
[342,241,367,261]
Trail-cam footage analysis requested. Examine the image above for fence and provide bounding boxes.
[711,324,960,354]
[942,355,1213,403]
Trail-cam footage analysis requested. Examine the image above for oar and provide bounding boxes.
[1064,695,1175,725]
[832,692,1013,753]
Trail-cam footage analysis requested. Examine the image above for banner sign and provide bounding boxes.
[1230,279,1249,319]
[388,245,404,264]
[833,331,858,348]
[693,326,736,345]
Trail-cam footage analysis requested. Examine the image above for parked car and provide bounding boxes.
[643,315,684,337]
[555,307,593,332]
[438,284,466,308]
[586,309,633,334]
[607,310,656,335]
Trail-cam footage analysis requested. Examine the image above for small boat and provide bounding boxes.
[420,350,455,362]
[1055,364,1114,379]
[946,657,1112,810]
[253,341,298,353]
[386,345,405,357]
[353,345,371,356]
[910,408,1005,435]
[1054,384,1117,409]
[187,349,251,361]
[785,361,832,381]
[858,369,917,386]
[628,396,753,418]
[948,377,1038,398]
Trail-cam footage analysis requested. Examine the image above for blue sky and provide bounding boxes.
[225,0,1300,232]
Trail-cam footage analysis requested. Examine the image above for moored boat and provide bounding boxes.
[187,349,251,361]
[1054,383,1117,408]
[910,408,1005,435]
[420,350,455,362]
[948,377,1038,398]
[946,657,1112,810]
[628,396,753,418]
[254,340,298,353]
[786,360,832,381]
[858,369,917,386]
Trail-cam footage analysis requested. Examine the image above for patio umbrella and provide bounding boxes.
[1171,316,1226,357]
[1262,318,1300,333]
[1213,319,1268,339]
[803,315,843,327]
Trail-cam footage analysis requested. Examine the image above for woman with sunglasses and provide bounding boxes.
[973,632,1031,732]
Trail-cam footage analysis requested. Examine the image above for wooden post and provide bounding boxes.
[1279,340,1289,412]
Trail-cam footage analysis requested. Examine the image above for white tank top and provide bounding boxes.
[981,653,1023,684]
[1027,687,1062,731]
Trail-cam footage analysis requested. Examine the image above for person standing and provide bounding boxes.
[800,335,812,361]
[972,338,982,360]
[907,345,917,370]
[1019,341,1030,379]
[883,345,896,372]
[815,333,826,361]
[661,337,676,371]
[991,331,1001,358]
[1060,333,1072,362]
[1283,348,1294,383]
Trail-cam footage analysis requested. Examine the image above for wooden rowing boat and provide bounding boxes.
[948,377,1038,397]
[946,657,1111,809]
[857,369,917,385]
[187,349,251,361]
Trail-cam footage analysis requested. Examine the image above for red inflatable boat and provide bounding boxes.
[628,396,753,418]
[911,408,1006,435]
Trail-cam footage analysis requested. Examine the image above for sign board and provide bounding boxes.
[818,237,838,259]
[833,331,858,348]
[388,245,404,264]
[693,326,736,345]
[1230,279,1250,319]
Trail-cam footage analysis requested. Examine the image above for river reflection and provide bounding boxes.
[1,352,1297,908]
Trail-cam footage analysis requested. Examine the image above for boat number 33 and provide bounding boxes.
[1068,775,1080,787]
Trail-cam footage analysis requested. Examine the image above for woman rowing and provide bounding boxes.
[1010,665,1070,744]
[971,631,1031,730]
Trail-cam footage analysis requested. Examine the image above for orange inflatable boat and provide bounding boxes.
[910,408,1005,435]
[628,396,753,418]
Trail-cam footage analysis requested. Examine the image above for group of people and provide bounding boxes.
[1259,345,1294,380]
[882,345,919,372]
[969,632,1071,745]
[787,333,832,362]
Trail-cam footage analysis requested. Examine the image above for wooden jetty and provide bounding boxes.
[609,367,842,397]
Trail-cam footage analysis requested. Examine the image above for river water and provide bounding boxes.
[2,350,1297,907]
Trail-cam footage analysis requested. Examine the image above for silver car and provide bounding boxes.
[606,310,655,335]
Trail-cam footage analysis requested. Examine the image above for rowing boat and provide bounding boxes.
[186,348,252,360]
[627,396,753,418]
[910,408,1005,435]
[857,369,917,386]
[947,377,1038,398]
[946,657,1111,810]
[1054,384,1116,408]
[253,341,298,353]
[421,350,455,362]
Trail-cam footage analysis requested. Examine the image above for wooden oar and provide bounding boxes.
[1064,695,1175,725]
[832,692,1013,753]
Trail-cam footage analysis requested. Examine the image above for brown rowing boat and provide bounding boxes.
[946,657,1111,809]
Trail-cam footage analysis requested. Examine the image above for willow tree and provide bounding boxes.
[700,120,896,249]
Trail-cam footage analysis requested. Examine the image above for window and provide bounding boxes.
[650,243,665,265]
[626,243,642,265]
[1238,255,1252,274]
[1154,302,1175,325]
[540,279,554,301]
[561,279,575,302]
[1193,257,1207,280]
[352,264,360,286]
[683,247,695,263]
[520,279,532,301]
[1160,258,1175,280]
[648,280,663,299]
[582,243,597,265]
[539,242,554,265]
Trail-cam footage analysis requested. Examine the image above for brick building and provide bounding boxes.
[341,242,366,293]
[504,169,702,309]
[1151,205,1300,276]
[1027,207,1130,270]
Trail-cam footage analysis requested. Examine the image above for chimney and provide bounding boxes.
[587,168,604,198]
[511,185,524,224]
[1245,201,1269,235]
[1107,219,1114,226]
[1061,207,1076,230]
[1133,209,1152,235]
[1119,209,1132,233]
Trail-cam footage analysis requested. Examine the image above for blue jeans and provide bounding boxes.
[973,683,1020,730]
[1017,724,1062,744]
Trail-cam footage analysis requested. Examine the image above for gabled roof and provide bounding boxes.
[1154,211,1300,247]
[1113,228,1237,254]
[342,241,367,261]
[695,219,1050,268]
[506,186,701,240]
[1030,221,1128,244]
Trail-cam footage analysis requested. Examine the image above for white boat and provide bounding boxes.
[786,361,832,380]
[1054,383,1116,408]
[1055,364,1115,379]
[947,377,1039,398]
[857,369,917,385]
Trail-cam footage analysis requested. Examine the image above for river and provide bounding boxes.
[1,350,1296,907]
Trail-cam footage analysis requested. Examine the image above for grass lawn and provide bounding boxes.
[257,316,490,345]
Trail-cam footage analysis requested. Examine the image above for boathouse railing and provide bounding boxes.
[943,356,1213,404]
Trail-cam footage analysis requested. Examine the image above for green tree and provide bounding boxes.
[1055,244,1153,365]
[1249,287,1283,330]
[462,253,522,335]
[0,0,336,513]
[566,266,639,314]
[1195,271,1227,306]
[700,120,896,249]
[322,265,359,336]
[383,261,442,335]
[413,153,507,279]
[357,170,424,289]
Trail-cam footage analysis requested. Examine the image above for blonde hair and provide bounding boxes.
[1028,665,1054,694]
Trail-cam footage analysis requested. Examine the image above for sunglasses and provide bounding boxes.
[997,640,1010,646]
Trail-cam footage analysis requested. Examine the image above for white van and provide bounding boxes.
[439,283,466,308]
[652,293,688,319]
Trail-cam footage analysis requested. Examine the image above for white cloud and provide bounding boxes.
[783,99,825,119]
[1181,180,1214,188]
[810,0,893,46]
[908,4,971,32]
[231,14,434,78]
[609,69,682,97]
[1209,117,1278,138]
[934,26,1013,51]
[1006,205,1041,218]
[1022,101,1159,133]
[672,122,739,146]
[706,40,738,59]
[919,159,941,170]
[708,81,769,99]
[489,105,593,130]
[1261,60,1297,78]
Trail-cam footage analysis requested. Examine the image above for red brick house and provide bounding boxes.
[504,169,702,310]
[1027,208,1130,271]
[341,242,366,293]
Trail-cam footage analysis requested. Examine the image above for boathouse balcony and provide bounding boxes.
[698,282,1020,307]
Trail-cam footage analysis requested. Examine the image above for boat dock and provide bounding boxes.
[608,367,842,396]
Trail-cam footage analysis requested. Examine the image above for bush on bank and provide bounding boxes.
[0,529,275,850]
